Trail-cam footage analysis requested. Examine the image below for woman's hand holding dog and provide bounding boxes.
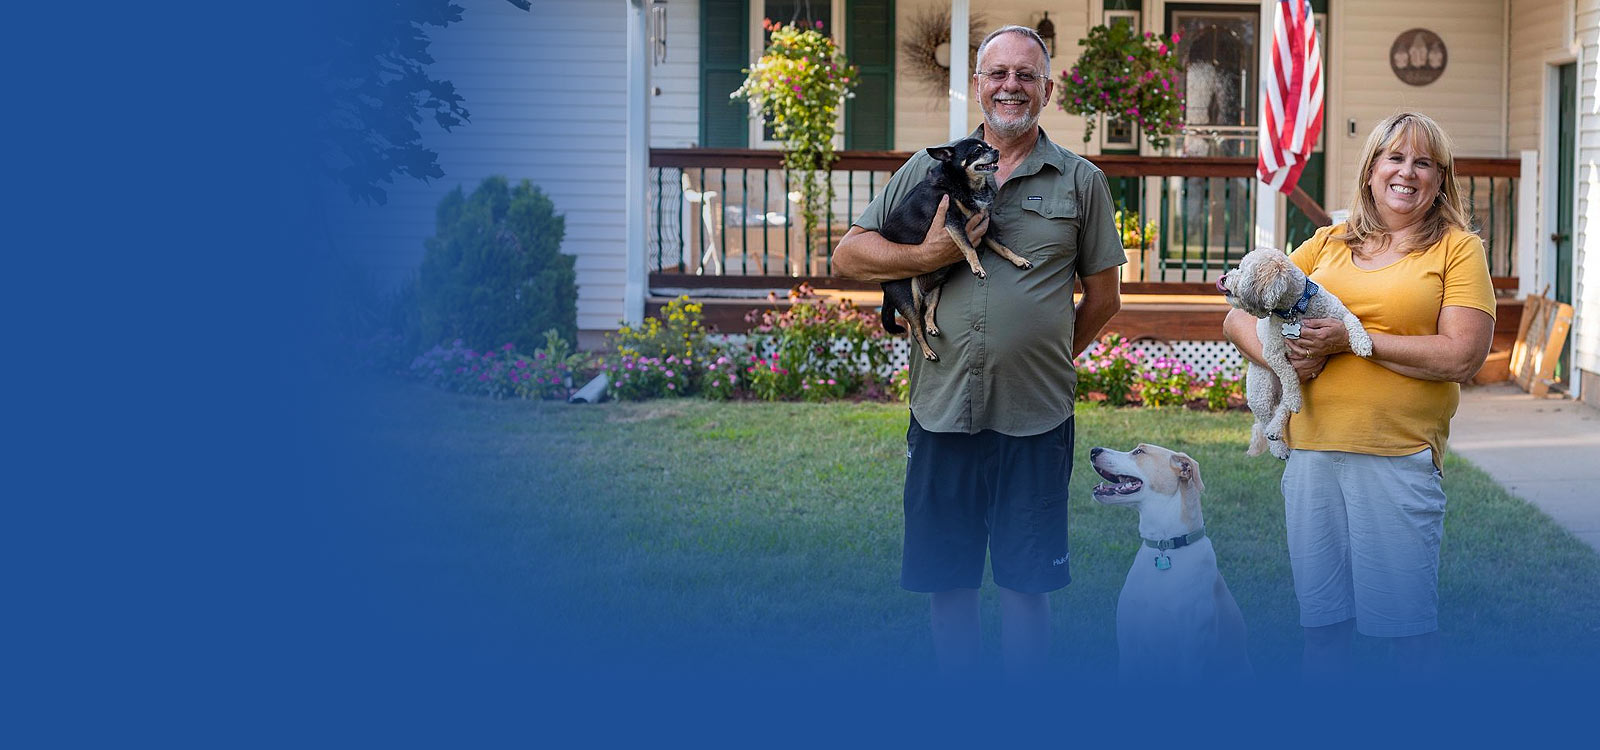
[1286,318,1349,381]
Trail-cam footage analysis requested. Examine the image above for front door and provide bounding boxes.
[1555,62,1575,382]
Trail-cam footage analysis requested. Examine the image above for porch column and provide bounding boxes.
[624,0,649,325]
[1518,149,1538,299]
[1254,0,1280,251]
[949,0,969,140]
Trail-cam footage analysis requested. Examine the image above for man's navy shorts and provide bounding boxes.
[900,413,1074,594]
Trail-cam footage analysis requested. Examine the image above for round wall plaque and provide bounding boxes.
[1390,29,1446,86]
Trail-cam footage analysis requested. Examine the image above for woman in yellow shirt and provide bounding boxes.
[1224,112,1496,679]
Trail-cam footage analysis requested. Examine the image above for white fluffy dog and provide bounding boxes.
[1090,444,1252,683]
[1218,248,1373,459]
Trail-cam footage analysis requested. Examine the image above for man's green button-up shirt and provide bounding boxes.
[852,127,1126,436]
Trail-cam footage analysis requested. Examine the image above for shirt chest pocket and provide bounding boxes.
[1013,195,1080,263]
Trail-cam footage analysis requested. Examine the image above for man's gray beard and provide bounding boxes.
[983,109,1039,140]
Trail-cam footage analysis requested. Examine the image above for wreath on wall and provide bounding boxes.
[900,8,987,102]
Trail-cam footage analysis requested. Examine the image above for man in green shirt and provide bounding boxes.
[833,25,1125,679]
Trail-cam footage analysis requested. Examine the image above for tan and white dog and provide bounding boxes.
[1090,444,1252,683]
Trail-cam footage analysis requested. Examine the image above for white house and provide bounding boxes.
[323,0,1600,406]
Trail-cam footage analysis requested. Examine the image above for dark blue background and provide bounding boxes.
[8,1,1592,742]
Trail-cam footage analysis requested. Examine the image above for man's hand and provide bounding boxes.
[834,196,987,282]
[921,195,988,261]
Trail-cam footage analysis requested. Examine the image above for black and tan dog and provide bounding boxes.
[878,138,1032,361]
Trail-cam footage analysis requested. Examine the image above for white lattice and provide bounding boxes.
[1128,338,1245,374]
[710,334,1241,376]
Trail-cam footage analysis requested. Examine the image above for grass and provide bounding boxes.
[327,377,1600,681]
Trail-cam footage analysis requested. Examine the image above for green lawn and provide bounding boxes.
[330,378,1600,680]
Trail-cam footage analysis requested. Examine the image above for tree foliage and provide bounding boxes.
[313,0,531,204]
[419,176,576,352]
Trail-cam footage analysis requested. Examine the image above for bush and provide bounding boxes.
[419,176,576,354]
[407,329,587,400]
[607,353,697,401]
[744,283,891,399]
[609,295,710,361]
[1196,368,1245,411]
[698,355,741,400]
[1075,333,1144,406]
[1139,356,1196,408]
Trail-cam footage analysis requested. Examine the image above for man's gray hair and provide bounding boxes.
[976,25,1051,72]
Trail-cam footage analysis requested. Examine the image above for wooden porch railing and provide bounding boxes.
[649,148,1521,288]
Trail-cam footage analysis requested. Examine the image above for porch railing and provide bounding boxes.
[649,148,1520,284]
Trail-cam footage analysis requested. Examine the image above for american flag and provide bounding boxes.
[1258,0,1323,194]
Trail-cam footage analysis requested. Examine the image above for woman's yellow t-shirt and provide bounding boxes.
[1286,224,1497,467]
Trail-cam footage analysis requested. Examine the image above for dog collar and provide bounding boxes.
[1143,528,1206,551]
[1271,279,1320,321]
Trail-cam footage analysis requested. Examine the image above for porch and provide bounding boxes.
[648,147,1524,364]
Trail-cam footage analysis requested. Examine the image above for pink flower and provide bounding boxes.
[665,370,675,378]
[502,343,514,351]
[1157,43,1167,55]
[667,383,675,390]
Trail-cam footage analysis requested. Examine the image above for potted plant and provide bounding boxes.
[731,20,859,246]
[1056,24,1185,151]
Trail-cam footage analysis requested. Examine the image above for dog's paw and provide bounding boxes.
[971,268,986,279]
[1014,259,1033,270]
[923,351,939,361]
[927,324,941,337]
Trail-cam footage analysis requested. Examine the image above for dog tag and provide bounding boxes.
[1280,321,1303,339]
[1154,553,1172,571]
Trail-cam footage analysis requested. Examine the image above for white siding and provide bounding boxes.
[1510,0,1568,152]
[323,0,630,335]
[1575,0,1600,377]
[1330,0,1509,211]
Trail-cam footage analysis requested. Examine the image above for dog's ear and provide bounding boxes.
[1171,452,1205,494]
[1250,255,1294,308]
[926,146,955,163]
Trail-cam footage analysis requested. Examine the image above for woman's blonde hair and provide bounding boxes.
[1333,111,1471,254]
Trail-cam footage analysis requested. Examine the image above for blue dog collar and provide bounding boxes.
[1272,279,1319,321]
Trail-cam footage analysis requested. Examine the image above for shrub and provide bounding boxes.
[699,355,741,400]
[744,353,794,402]
[419,176,576,354]
[744,283,891,398]
[1075,333,1144,406]
[411,340,527,400]
[607,354,696,401]
[888,365,911,403]
[1139,356,1196,408]
[518,329,586,400]
[609,295,710,362]
[1196,367,1245,411]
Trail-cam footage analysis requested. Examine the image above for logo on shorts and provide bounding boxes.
[1052,554,1068,566]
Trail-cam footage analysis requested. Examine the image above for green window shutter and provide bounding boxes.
[845,0,894,150]
[701,0,749,148]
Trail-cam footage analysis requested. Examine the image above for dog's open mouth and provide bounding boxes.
[975,162,998,173]
[1092,466,1144,496]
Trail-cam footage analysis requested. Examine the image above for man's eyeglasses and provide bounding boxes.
[977,69,1042,84]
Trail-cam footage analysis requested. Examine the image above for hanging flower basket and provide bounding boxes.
[1057,24,1186,150]
[731,20,859,242]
